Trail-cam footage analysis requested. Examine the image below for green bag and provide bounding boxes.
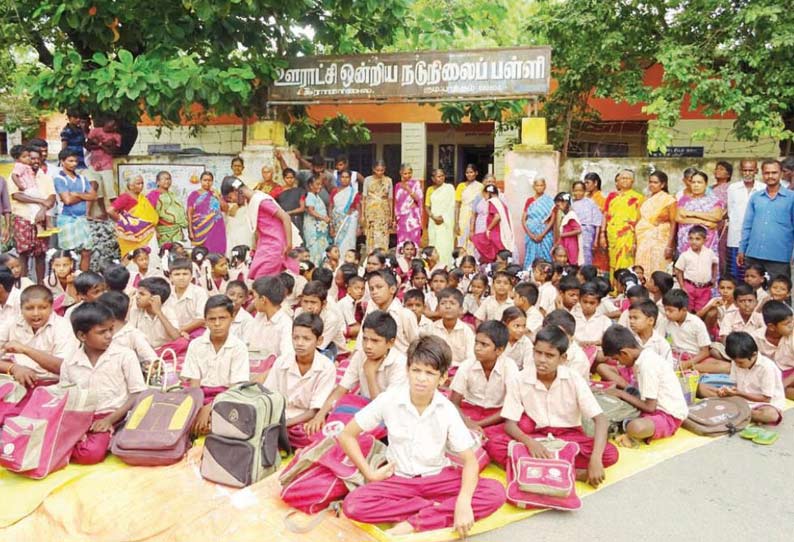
[582,392,640,437]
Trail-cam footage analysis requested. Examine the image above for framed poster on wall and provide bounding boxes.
[116,163,206,203]
[438,144,455,182]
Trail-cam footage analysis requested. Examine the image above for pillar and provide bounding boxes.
[238,120,289,186]
[400,122,427,182]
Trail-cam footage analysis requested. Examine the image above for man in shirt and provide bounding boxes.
[738,159,794,280]
[726,159,764,281]
[85,117,121,213]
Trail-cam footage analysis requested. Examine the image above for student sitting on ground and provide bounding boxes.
[264,313,336,448]
[338,335,506,536]
[426,288,475,367]
[486,326,619,486]
[532,260,557,316]
[127,277,181,349]
[513,281,543,340]
[602,325,689,447]
[181,295,250,435]
[450,320,518,456]
[662,289,717,372]
[544,309,591,379]
[424,269,449,320]
[699,331,785,425]
[225,280,254,344]
[359,270,418,354]
[96,291,157,369]
[337,274,365,339]
[615,284,650,328]
[61,302,146,464]
[164,258,208,339]
[752,300,794,400]
[404,288,434,334]
[297,281,346,360]
[474,270,515,324]
[305,311,405,437]
[557,274,581,314]
[248,276,294,360]
[0,265,21,324]
[103,263,131,294]
[63,271,107,320]
[0,285,79,423]
[501,307,531,369]
[720,283,765,341]
[574,282,612,353]
[628,299,672,362]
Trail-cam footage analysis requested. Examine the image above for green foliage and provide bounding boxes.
[3,0,409,125]
[286,113,372,155]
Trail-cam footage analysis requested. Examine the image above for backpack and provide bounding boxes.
[111,386,204,466]
[0,384,95,478]
[582,392,640,437]
[682,397,751,436]
[200,383,289,487]
[506,437,581,511]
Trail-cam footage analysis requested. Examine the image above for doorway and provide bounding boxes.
[457,145,494,182]
[382,144,402,182]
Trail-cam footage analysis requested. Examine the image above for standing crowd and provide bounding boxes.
[1,115,794,536]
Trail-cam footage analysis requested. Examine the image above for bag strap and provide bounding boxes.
[283,501,342,534]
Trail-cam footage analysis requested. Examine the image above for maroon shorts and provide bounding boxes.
[13,215,48,256]
[641,410,683,441]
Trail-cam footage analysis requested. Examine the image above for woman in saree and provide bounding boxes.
[584,172,609,273]
[600,169,645,279]
[454,163,483,254]
[675,170,724,256]
[146,171,187,244]
[304,176,332,265]
[220,176,298,280]
[187,171,228,254]
[521,177,555,269]
[635,170,676,274]
[394,163,423,247]
[107,173,159,257]
[361,160,393,253]
[254,164,283,198]
[329,170,361,255]
[426,168,456,266]
[472,184,515,263]
[570,180,603,266]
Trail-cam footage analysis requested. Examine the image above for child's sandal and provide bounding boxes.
[751,428,779,446]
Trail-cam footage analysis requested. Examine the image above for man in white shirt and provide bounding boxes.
[726,159,764,281]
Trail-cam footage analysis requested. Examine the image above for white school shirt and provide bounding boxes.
[0,288,21,325]
[359,297,419,354]
[751,328,794,371]
[637,330,673,365]
[264,351,336,419]
[462,293,481,316]
[450,354,519,408]
[537,282,557,315]
[718,307,765,338]
[59,343,147,414]
[424,291,439,312]
[730,355,786,410]
[663,313,711,356]
[180,332,250,387]
[112,323,158,365]
[504,335,532,370]
[294,305,347,352]
[339,348,407,399]
[230,308,254,345]
[574,312,613,345]
[126,302,179,349]
[0,312,79,379]
[249,309,294,360]
[501,365,602,428]
[726,180,764,247]
[634,349,689,420]
[336,295,358,327]
[355,385,474,478]
[597,297,618,317]
[565,341,591,379]
[675,247,717,284]
[525,305,544,340]
[473,295,514,322]
[165,283,208,328]
[426,319,475,365]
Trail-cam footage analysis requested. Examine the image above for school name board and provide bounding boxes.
[269,47,551,104]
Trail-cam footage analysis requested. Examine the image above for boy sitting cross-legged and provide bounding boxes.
[338,335,506,536]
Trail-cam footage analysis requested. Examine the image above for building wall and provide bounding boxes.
[652,119,779,157]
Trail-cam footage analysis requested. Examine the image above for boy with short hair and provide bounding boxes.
[61,302,147,464]
[719,283,764,340]
[574,283,612,350]
[337,274,365,338]
[0,265,20,323]
[662,289,713,372]
[474,270,514,324]
[264,313,336,448]
[513,281,544,339]
[96,290,157,368]
[127,277,181,348]
[602,325,689,446]
[181,295,250,435]
[298,281,346,359]
[64,271,107,320]
[424,269,449,318]
[752,300,794,399]
[674,225,718,313]
[248,276,294,359]
[543,309,591,378]
[628,299,672,362]
[225,280,254,345]
[404,288,434,333]
[700,331,785,424]
[487,326,619,486]
[557,275,581,313]
[339,335,506,536]
[164,258,208,337]
[426,288,475,366]
[305,311,406,437]
[103,263,131,293]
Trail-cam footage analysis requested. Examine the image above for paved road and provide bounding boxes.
[472,416,793,542]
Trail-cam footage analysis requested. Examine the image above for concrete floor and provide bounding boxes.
[471,416,793,542]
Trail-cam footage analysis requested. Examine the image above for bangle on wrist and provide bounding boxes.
[6,364,14,376]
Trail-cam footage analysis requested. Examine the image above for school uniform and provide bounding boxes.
[574,312,612,346]
[663,313,711,359]
[285,272,307,309]
[504,335,532,370]
[426,319,475,366]
[59,343,147,464]
[360,297,419,354]
[719,306,765,338]
[264,351,336,447]
[462,293,481,316]
[674,247,717,312]
[565,340,592,379]
[339,348,407,399]
[0,288,21,324]
[342,385,506,532]
[637,330,673,365]
[751,328,794,373]
[112,323,158,367]
[597,296,619,317]
[633,349,689,440]
[417,314,435,335]
[180,332,250,389]
[126,303,179,349]
[294,305,347,357]
[249,309,295,361]
[730,354,785,422]
[424,291,438,313]
[63,300,82,322]
[230,308,254,345]
[0,312,78,380]
[524,305,544,340]
[336,294,358,333]
[488,365,620,470]
[473,295,514,322]
[165,283,208,329]
[537,282,557,315]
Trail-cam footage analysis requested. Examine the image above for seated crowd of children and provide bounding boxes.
[0,238,791,536]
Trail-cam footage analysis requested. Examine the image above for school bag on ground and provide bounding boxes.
[582,392,640,437]
[200,383,289,487]
[506,437,581,511]
[682,397,751,436]
[0,374,29,425]
[0,383,95,479]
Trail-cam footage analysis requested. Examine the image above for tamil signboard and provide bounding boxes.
[268,46,551,104]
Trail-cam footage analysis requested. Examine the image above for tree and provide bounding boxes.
[286,113,371,155]
[1,0,411,126]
